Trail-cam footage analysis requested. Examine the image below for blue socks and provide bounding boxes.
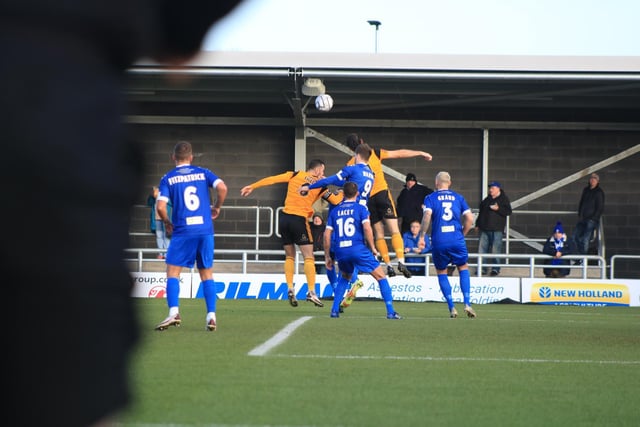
[459,269,471,306]
[326,266,338,290]
[331,276,350,314]
[378,277,396,314]
[166,277,180,309]
[437,274,454,310]
[202,279,217,313]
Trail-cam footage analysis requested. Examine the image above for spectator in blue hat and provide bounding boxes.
[542,221,576,278]
[474,181,512,276]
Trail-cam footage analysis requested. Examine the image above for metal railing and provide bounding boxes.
[129,206,621,278]
[400,252,606,279]
[124,248,613,279]
[610,255,640,279]
[132,205,605,259]
[130,205,274,253]
[502,211,604,260]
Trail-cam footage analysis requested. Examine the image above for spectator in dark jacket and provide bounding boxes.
[474,181,512,276]
[573,173,605,261]
[396,172,433,235]
[543,221,575,278]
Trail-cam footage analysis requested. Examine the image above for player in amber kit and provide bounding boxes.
[155,141,228,332]
[241,159,340,307]
[344,133,433,279]
[419,171,477,318]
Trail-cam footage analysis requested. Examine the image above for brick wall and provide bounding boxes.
[129,124,640,278]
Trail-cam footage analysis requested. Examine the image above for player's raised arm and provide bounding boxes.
[384,148,433,161]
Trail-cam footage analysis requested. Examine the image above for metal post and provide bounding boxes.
[367,20,381,53]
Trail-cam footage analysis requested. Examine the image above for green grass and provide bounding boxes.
[117,299,640,427]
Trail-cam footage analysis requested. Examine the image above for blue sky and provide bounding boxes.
[204,0,640,56]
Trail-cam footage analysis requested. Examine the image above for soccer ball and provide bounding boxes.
[315,94,334,112]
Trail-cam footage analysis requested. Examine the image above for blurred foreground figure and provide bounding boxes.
[1,1,243,426]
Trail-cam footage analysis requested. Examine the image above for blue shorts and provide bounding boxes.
[431,241,468,270]
[335,247,380,276]
[165,234,214,269]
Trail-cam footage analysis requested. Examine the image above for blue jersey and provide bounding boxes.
[308,163,374,206]
[326,199,379,274]
[158,164,222,237]
[327,199,370,256]
[423,189,471,247]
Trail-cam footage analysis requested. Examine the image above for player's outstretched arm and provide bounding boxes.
[385,149,433,161]
[240,171,294,197]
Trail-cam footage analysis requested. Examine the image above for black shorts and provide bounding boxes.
[368,190,398,224]
[279,212,313,246]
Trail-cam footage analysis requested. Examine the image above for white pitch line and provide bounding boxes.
[276,354,640,365]
[248,316,313,356]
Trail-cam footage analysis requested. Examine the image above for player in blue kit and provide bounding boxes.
[419,171,477,318]
[324,182,402,319]
[299,143,375,207]
[300,144,375,306]
[155,141,228,331]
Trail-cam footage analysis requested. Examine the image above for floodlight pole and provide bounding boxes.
[367,20,381,53]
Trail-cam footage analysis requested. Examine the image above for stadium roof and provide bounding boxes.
[126,51,640,129]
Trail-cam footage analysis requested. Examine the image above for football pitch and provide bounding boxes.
[118,298,640,427]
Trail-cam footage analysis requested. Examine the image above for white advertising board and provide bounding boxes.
[130,272,520,304]
[130,272,193,298]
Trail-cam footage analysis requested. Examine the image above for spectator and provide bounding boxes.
[402,220,432,276]
[343,133,433,278]
[241,159,338,308]
[573,173,605,263]
[154,141,228,332]
[419,171,477,318]
[310,213,327,273]
[397,173,433,235]
[2,2,244,426]
[310,213,326,251]
[474,181,512,276]
[324,182,402,319]
[542,221,575,278]
[147,186,172,259]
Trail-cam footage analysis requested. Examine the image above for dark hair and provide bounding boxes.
[345,133,362,151]
[343,181,358,198]
[173,140,192,161]
[355,143,372,162]
[405,173,417,182]
[307,159,325,170]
